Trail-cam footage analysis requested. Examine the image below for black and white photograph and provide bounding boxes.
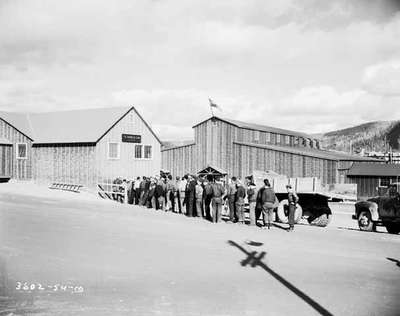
[1,0,400,315]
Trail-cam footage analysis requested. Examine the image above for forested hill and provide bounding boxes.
[316,120,400,153]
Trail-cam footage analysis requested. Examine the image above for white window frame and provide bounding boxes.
[276,134,281,143]
[134,144,153,160]
[16,143,27,160]
[143,145,153,160]
[285,135,290,145]
[266,133,271,143]
[379,177,391,187]
[134,144,143,160]
[107,142,120,160]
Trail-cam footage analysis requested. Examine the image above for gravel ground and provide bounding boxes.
[0,183,399,316]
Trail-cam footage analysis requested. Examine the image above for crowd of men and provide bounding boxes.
[115,174,299,232]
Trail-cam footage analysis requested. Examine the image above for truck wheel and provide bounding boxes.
[277,199,303,224]
[310,213,332,227]
[385,223,400,234]
[358,210,374,232]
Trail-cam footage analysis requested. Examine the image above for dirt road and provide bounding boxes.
[0,186,399,315]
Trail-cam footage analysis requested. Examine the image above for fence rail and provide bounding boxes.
[97,182,128,203]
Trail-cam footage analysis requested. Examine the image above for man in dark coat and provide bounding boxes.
[258,179,277,229]
[227,177,237,222]
[139,176,147,206]
[203,176,214,221]
[211,179,225,223]
[286,184,299,232]
[185,175,196,217]
[235,179,246,224]
[155,178,167,211]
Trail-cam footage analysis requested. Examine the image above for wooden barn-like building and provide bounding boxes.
[346,163,400,199]
[0,106,161,187]
[162,116,381,186]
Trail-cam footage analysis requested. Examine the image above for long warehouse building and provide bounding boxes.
[162,116,381,185]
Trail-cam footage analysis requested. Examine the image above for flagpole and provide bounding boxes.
[209,97,214,117]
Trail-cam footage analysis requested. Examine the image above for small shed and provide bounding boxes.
[347,163,400,199]
[197,165,227,182]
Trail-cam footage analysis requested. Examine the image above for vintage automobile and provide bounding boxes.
[353,183,400,234]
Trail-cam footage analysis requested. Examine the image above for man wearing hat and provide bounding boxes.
[286,184,299,232]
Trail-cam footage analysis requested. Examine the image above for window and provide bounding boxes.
[266,133,271,143]
[285,135,290,145]
[379,177,391,187]
[276,134,281,143]
[135,145,143,159]
[107,142,120,159]
[144,145,152,159]
[16,143,27,159]
[254,131,260,142]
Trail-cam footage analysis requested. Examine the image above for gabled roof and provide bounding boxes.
[347,163,400,177]
[234,141,381,162]
[0,136,12,145]
[162,140,195,151]
[0,106,161,144]
[0,111,34,140]
[193,116,312,139]
[198,165,227,176]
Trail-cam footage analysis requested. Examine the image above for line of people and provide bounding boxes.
[119,173,299,231]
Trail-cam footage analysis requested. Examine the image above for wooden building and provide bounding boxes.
[346,163,400,199]
[0,106,161,187]
[162,116,380,185]
[0,137,12,182]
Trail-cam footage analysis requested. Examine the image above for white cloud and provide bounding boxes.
[362,60,400,96]
[0,0,399,140]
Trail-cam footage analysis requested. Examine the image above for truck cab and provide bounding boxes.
[353,182,400,234]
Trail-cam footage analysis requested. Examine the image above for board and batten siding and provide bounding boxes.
[96,109,161,183]
[164,118,332,181]
[32,144,97,187]
[232,143,338,185]
[0,144,12,178]
[194,119,236,175]
[0,118,33,180]
[161,144,196,176]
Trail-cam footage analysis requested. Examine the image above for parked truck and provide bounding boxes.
[250,170,336,227]
[353,182,400,234]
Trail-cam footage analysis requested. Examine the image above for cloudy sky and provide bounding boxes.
[1,0,400,140]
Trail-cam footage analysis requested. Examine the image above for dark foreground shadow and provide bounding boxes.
[227,240,334,316]
[272,223,289,231]
[387,257,400,268]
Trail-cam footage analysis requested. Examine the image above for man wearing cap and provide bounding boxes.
[227,177,237,222]
[286,184,299,232]
[211,179,226,223]
[235,179,246,224]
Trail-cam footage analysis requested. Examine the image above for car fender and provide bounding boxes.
[355,201,379,221]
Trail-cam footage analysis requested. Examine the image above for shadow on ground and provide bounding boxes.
[227,240,334,316]
[387,257,400,268]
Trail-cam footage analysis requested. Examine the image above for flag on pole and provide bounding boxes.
[208,98,219,109]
